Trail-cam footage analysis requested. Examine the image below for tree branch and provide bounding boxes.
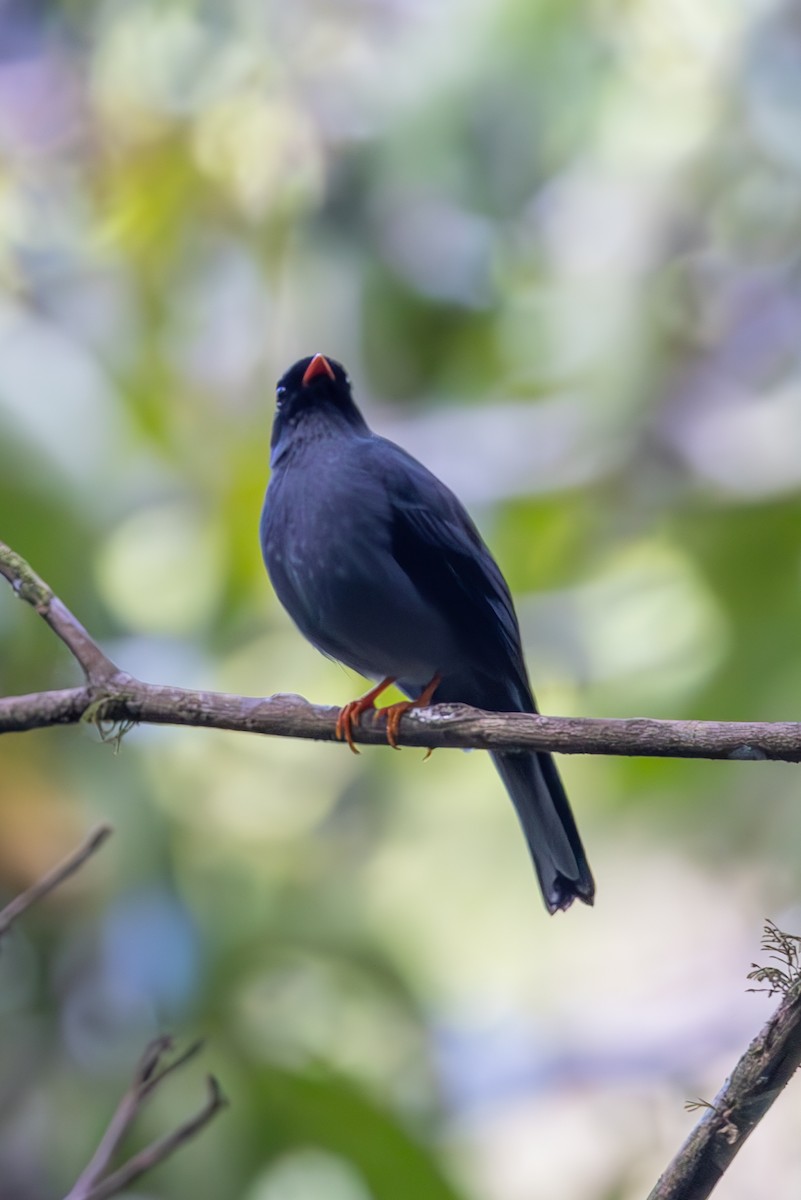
[0,824,112,939]
[648,924,801,1200]
[4,538,801,761]
[6,681,801,760]
[0,816,225,1199]
[64,1038,227,1200]
[0,541,119,683]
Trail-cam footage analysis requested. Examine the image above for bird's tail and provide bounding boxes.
[491,750,595,914]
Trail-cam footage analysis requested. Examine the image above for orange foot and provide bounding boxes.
[335,677,395,754]
[382,673,442,749]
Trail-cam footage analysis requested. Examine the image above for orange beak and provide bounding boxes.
[302,354,335,386]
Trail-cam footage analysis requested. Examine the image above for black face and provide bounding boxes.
[271,354,367,456]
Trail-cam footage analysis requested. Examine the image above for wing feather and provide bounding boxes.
[380,442,532,704]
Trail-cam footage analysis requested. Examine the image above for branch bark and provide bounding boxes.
[648,926,801,1200]
[3,539,801,761]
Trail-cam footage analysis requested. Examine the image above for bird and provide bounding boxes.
[260,353,594,913]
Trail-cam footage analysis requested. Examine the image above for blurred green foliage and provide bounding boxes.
[4,1,801,1197]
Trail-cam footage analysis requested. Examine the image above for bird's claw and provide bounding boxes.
[334,676,397,754]
[380,673,442,750]
[335,700,370,754]
[335,673,441,754]
[381,702,411,750]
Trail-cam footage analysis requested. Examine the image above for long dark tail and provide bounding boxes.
[398,673,594,914]
[491,750,594,913]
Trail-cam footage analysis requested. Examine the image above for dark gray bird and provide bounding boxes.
[260,353,594,913]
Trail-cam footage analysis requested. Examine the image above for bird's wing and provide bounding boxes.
[375,439,534,706]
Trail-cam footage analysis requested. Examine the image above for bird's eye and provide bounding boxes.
[275,385,287,408]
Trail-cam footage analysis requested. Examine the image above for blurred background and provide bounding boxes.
[2,0,801,1196]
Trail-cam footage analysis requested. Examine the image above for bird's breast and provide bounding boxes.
[261,457,460,685]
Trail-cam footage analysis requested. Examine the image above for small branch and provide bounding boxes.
[64,1038,227,1200]
[65,1037,182,1197]
[4,539,801,761]
[0,539,119,683]
[0,825,112,939]
[78,1077,226,1200]
[648,924,801,1200]
[0,811,223,1197]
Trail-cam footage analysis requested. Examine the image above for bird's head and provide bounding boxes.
[270,354,369,460]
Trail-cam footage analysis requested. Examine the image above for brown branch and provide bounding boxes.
[4,539,801,761]
[65,1038,199,1197]
[0,802,222,1196]
[648,925,801,1200]
[4,676,801,761]
[0,540,119,682]
[64,1037,227,1200]
[0,824,112,939]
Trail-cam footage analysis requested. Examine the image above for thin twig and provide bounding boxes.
[648,924,801,1200]
[0,804,222,1198]
[65,1038,173,1199]
[0,539,119,683]
[139,1037,205,1097]
[78,1077,226,1200]
[0,825,112,939]
[64,1040,227,1200]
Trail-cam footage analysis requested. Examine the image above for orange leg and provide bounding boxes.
[335,677,396,754]
[382,673,442,749]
